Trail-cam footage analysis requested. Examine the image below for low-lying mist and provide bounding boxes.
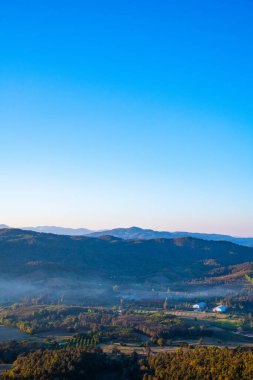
[118,285,245,301]
[0,277,114,305]
[0,276,249,306]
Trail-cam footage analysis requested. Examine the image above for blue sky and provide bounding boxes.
[0,0,253,235]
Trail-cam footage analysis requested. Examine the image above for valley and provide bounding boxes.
[1,228,253,378]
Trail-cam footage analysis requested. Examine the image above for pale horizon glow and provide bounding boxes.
[2,221,253,239]
[0,1,253,237]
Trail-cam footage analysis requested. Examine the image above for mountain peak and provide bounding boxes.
[0,224,9,229]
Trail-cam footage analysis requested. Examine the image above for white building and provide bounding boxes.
[213,305,227,313]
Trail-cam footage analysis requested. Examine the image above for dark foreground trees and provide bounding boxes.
[2,347,141,380]
[144,347,253,380]
[2,346,253,380]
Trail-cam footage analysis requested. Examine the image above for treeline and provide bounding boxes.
[2,346,253,379]
[1,306,211,343]
[0,341,45,364]
[113,313,212,341]
[143,347,253,380]
[0,306,115,335]
[1,347,141,380]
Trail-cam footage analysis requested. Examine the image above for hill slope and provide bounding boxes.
[0,229,253,284]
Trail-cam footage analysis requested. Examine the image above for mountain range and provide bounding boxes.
[23,225,93,235]
[0,228,253,304]
[1,225,252,247]
[87,226,253,247]
[0,224,93,235]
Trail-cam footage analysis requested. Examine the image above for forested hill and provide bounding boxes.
[1,228,253,285]
[1,225,253,246]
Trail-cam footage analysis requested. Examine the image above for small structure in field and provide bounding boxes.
[193,302,206,310]
[213,305,227,313]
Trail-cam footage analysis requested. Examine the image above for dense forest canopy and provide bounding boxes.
[2,346,253,380]
[0,228,253,284]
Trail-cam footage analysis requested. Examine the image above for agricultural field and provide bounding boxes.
[1,300,253,379]
[0,325,29,342]
[0,300,253,351]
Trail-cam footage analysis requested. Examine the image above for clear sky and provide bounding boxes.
[0,0,253,236]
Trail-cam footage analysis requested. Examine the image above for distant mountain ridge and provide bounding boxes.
[22,226,94,236]
[0,225,93,236]
[0,224,9,229]
[87,227,253,247]
[0,228,253,303]
[0,225,252,246]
